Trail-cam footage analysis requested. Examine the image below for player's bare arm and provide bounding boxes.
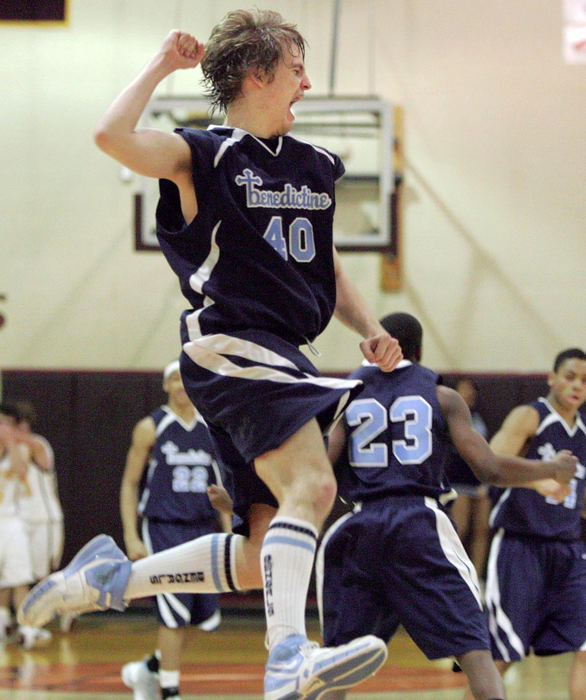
[120,416,156,560]
[332,246,402,372]
[438,386,577,486]
[207,484,233,516]
[489,403,566,493]
[27,434,53,472]
[207,483,234,533]
[94,30,202,188]
[490,404,539,456]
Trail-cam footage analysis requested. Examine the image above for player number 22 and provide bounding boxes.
[346,396,433,467]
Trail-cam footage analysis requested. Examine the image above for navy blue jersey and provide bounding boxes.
[335,361,453,502]
[490,398,586,540]
[139,406,223,523]
[157,126,344,346]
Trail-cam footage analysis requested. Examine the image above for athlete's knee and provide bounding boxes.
[296,464,337,516]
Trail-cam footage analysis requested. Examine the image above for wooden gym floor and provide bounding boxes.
[0,606,573,700]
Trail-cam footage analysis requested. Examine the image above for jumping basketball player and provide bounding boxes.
[19,10,401,699]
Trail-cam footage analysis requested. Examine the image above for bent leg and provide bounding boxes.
[255,418,335,647]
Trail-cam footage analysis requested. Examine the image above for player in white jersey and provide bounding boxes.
[0,403,51,649]
[16,402,64,582]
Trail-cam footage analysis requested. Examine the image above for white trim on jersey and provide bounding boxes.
[197,608,221,631]
[154,410,178,438]
[157,591,191,628]
[187,219,222,341]
[183,332,361,393]
[484,528,526,662]
[160,406,200,434]
[210,458,224,489]
[424,497,482,606]
[488,487,512,529]
[537,397,586,438]
[208,126,284,165]
[189,220,222,297]
[288,134,336,167]
[314,511,354,632]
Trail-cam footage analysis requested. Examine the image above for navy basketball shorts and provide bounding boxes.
[316,496,490,660]
[485,530,586,661]
[142,518,220,629]
[180,326,362,522]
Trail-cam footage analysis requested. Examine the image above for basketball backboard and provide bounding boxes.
[134,96,394,252]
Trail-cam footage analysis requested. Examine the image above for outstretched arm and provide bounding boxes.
[332,247,402,372]
[439,386,577,487]
[488,403,572,497]
[94,30,203,181]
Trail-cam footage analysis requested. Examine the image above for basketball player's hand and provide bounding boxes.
[160,30,204,70]
[124,537,148,561]
[551,449,578,484]
[533,478,571,503]
[360,332,403,372]
[208,484,234,515]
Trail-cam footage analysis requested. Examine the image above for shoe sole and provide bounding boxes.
[266,639,388,700]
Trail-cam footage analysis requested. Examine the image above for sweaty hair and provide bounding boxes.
[553,347,586,372]
[379,312,423,363]
[201,9,306,113]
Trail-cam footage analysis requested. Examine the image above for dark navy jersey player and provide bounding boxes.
[20,11,402,700]
[317,313,578,700]
[120,361,229,700]
[158,126,343,346]
[139,404,222,526]
[477,348,586,700]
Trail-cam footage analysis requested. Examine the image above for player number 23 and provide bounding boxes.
[346,396,433,467]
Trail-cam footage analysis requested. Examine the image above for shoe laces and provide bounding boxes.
[300,640,319,655]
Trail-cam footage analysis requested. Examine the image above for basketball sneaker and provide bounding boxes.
[121,657,159,700]
[17,534,131,628]
[17,625,53,650]
[264,633,387,700]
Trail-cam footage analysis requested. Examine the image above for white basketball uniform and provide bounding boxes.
[0,451,34,587]
[18,436,64,580]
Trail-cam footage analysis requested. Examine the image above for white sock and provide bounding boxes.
[160,668,180,695]
[261,516,318,650]
[125,533,241,600]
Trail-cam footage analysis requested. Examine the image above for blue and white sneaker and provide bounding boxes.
[17,535,131,628]
[264,634,387,700]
